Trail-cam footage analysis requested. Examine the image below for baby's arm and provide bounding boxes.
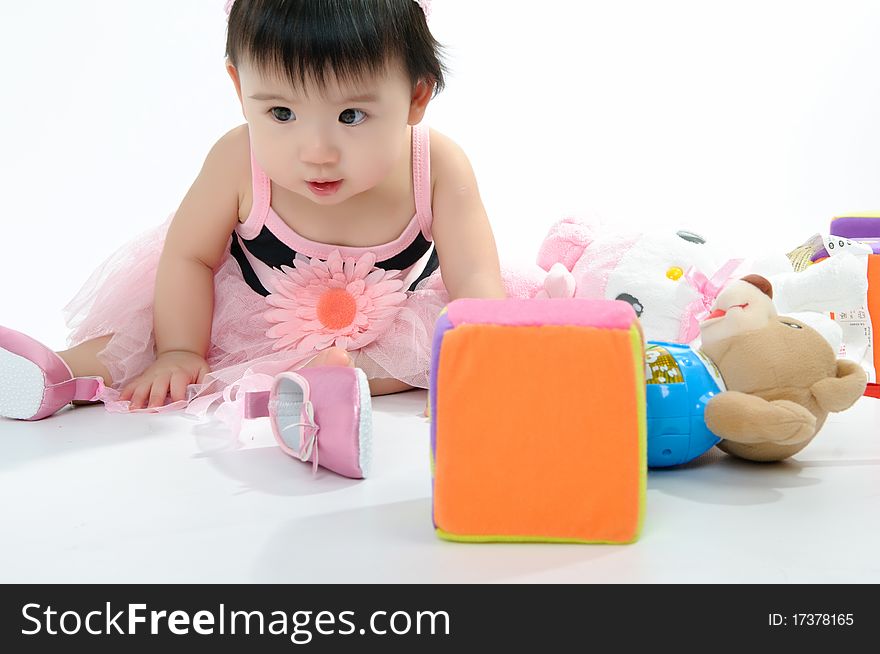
[430,132,505,301]
[121,128,247,409]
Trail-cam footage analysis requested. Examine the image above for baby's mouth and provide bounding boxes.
[306,180,343,196]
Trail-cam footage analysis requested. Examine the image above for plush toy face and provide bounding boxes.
[571,230,720,343]
[698,276,867,462]
[700,277,778,352]
[704,310,836,397]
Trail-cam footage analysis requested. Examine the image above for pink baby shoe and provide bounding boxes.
[0,326,105,421]
[243,366,373,479]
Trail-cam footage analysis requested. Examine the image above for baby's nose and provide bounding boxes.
[300,139,340,166]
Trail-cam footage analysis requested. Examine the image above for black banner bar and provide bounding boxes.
[0,584,875,651]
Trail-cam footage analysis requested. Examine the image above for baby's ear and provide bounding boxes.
[407,79,434,125]
[537,218,595,272]
[810,359,868,413]
[226,61,246,116]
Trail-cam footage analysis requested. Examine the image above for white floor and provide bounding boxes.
[1,391,878,584]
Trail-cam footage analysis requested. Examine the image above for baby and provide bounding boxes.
[0,0,506,423]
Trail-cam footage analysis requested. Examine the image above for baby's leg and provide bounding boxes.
[369,378,415,396]
[57,336,113,385]
[303,347,414,396]
[305,347,354,368]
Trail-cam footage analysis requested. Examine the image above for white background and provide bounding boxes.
[2,0,880,345]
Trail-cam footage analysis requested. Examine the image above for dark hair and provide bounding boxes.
[227,0,445,94]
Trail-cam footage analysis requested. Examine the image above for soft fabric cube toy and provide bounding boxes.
[430,299,646,544]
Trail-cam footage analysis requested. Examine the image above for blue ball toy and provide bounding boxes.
[645,342,724,467]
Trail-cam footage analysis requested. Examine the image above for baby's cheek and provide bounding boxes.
[359,153,398,188]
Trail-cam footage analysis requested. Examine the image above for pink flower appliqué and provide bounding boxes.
[264,251,407,353]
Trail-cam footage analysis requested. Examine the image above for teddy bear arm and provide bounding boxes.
[810,359,868,414]
[717,439,814,463]
[705,392,816,445]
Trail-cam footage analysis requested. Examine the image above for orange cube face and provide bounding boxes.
[430,299,647,544]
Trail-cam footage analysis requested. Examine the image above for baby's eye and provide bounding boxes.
[339,109,367,126]
[270,107,296,123]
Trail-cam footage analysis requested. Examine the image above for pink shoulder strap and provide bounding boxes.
[241,127,432,241]
[412,124,434,241]
[238,147,272,239]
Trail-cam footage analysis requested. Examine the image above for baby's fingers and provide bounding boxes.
[148,374,172,409]
[129,381,153,410]
[120,383,136,402]
[170,372,191,403]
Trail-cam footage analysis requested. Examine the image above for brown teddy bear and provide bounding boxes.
[698,275,867,462]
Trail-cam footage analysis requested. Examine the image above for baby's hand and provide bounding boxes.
[120,351,210,410]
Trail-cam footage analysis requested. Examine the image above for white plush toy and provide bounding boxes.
[767,253,869,352]
[536,217,868,348]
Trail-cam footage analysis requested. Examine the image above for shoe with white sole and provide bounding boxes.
[0,325,105,421]
[243,366,373,479]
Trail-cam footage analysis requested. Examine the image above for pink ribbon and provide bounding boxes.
[185,372,277,441]
[413,0,432,20]
[242,377,321,474]
[277,401,320,474]
[677,259,744,343]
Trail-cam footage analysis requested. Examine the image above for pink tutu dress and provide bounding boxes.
[63,125,460,412]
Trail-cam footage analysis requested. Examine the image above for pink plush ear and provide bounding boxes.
[536,217,596,272]
[538,263,577,299]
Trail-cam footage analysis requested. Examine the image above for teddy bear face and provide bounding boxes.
[699,277,778,349]
[701,278,837,400]
[696,274,867,462]
[706,315,838,401]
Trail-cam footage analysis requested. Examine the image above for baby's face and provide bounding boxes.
[231,60,427,205]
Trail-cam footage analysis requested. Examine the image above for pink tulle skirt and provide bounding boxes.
[64,217,542,413]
